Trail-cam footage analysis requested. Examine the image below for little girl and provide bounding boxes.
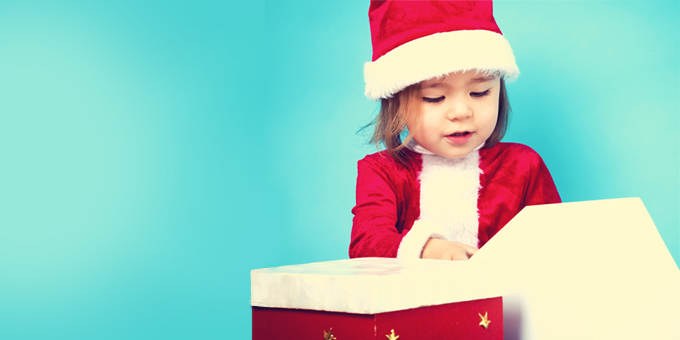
[349,0,561,261]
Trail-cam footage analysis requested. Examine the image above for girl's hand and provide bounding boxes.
[421,238,478,261]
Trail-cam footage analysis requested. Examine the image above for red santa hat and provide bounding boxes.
[364,0,520,100]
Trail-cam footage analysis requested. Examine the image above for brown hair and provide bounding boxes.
[361,78,511,165]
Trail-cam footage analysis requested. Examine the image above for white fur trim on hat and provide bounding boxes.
[364,30,519,100]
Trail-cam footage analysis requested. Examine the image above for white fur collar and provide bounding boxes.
[397,147,482,259]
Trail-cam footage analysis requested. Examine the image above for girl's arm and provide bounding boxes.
[523,153,561,207]
[349,154,481,260]
[349,156,407,258]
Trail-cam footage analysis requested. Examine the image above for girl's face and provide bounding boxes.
[408,70,500,159]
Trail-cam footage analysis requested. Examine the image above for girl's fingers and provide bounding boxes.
[450,252,470,261]
[460,244,478,255]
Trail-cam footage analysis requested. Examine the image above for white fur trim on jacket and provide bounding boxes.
[396,219,449,260]
[396,151,482,259]
[364,30,519,100]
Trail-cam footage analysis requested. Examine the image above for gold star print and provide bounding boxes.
[479,312,491,329]
[385,329,400,340]
[323,328,337,340]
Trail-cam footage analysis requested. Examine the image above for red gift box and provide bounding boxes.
[251,258,504,339]
[253,297,502,339]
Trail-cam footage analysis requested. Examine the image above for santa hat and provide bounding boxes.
[364,0,519,100]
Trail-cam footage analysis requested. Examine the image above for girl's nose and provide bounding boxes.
[446,99,472,121]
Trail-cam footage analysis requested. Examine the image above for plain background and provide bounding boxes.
[0,0,677,339]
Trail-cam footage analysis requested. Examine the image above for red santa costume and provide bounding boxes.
[349,1,561,259]
[349,141,561,258]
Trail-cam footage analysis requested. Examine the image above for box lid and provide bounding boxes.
[251,257,505,314]
[470,197,680,340]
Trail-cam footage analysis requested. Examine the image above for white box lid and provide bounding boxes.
[470,198,680,340]
[251,257,506,314]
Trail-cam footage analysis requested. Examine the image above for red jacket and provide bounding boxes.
[349,142,561,258]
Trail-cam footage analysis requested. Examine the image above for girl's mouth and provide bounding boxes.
[446,131,473,144]
[449,131,471,137]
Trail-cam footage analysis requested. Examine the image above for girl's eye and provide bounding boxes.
[471,89,490,98]
[423,96,444,103]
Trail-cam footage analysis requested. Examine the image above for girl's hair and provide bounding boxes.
[361,78,511,165]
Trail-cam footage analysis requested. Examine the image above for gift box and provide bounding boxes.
[251,258,506,339]
[252,198,680,339]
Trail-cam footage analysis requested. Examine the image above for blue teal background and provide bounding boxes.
[0,0,677,339]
